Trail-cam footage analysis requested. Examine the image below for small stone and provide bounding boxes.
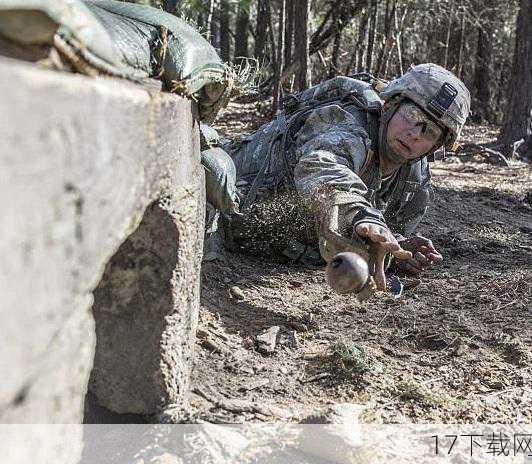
[279,330,298,348]
[256,326,280,354]
[451,340,467,356]
[229,286,245,300]
[239,366,255,375]
[487,380,504,390]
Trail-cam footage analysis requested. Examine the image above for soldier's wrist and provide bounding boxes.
[351,207,386,231]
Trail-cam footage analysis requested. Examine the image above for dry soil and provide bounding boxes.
[190,101,532,424]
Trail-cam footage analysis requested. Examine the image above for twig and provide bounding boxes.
[376,310,390,328]
[483,386,530,399]
[456,143,510,166]
[303,372,331,383]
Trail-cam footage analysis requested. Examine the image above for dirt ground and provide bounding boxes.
[190,100,532,424]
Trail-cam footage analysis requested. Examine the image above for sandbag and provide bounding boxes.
[0,0,233,121]
[0,0,123,67]
[201,147,239,215]
[83,0,233,121]
[84,1,157,76]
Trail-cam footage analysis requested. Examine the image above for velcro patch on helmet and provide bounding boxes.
[427,82,458,118]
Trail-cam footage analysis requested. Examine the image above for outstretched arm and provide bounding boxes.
[292,109,411,290]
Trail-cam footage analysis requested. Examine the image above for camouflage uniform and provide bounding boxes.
[216,64,470,265]
[221,77,433,262]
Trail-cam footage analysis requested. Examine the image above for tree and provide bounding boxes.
[523,109,532,159]
[284,0,295,65]
[255,0,269,64]
[162,0,179,14]
[234,0,251,65]
[497,0,532,149]
[471,0,496,122]
[366,0,378,73]
[220,0,232,62]
[294,0,311,90]
[273,0,286,110]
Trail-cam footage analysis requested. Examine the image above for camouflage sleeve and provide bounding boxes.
[292,105,387,237]
[386,182,434,240]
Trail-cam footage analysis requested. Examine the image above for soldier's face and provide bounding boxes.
[386,102,444,161]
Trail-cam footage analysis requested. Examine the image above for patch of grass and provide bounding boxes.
[395,377,450,407]
[330,341,372,376]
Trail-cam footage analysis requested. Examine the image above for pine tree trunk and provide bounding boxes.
[284,0,294,65]
[220,0,231,62]
[209,0,220,49]
[366,0,378,74]
[443,9,453,69]
[294,0,311,90]
[498,0,532,147]
[524,109,532,159]
[162,0,179,14]
[273,0,286,111]
[234,2,250,65]
[456,6,465,78]
[354,7,369,73]
[473,25,492,122]
[376,0,395,76]
[255,0,268,63]
[266,0,277,67]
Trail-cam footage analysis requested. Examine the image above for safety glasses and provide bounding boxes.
[397,102,444,144]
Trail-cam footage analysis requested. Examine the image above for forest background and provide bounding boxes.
[129,0,531,158]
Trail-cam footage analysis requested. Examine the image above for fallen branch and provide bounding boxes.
[455,143,510,167]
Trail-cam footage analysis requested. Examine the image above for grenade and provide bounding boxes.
[326,252,369,294]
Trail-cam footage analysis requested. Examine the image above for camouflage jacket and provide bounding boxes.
[223,77,434,259]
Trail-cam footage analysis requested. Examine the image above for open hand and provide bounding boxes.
[355,223,412,291]
[396,234,443,274]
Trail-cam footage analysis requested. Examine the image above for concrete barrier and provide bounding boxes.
[0,56,204,432]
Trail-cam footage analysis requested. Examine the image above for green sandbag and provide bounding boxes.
[0,0,123,68]
[82,0,233,121]
[83,0,228,93]
[201,147,239,215]
[0,0,233,121]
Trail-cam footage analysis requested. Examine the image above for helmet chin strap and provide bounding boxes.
[378,98,444,166]
[378,99,406,165]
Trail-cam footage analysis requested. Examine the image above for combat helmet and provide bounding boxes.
[379,63,471,150]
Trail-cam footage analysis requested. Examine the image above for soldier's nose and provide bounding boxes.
[326,252,369,294]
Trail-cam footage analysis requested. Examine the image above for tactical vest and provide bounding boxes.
[238,77,384,209]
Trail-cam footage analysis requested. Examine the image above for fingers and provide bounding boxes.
[426,251,443,263]
[374,249,387,291]
[415,235,438,253]
[414,251,431,266]
[408,235,443,266]
[392,248,412,260]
